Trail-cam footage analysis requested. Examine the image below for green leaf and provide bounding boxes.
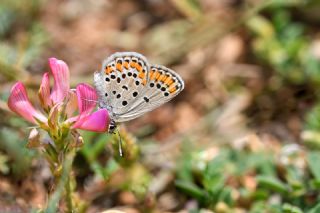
[257,176,289,194]
[307,152,320,179]
[308,202,320,213]
[175,180,207,201]
[282,203,303,213]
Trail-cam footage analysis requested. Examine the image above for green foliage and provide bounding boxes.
[308,203,320,213]
[307,152,320,185]
[247,9,320,85]
[282,203,303,213]
[303,104,320,150]
[176,147,236,209]
[80,131,118,179]
[0,0,42,35]
[79,130,151,200]
[246,5,320,189]
[0,0,47,81]
[257,176,289,194]
[0,151,9,174]
[0,127,35,177]
[175,141,320,211]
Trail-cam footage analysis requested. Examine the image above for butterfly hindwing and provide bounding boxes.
[114,64,184,122]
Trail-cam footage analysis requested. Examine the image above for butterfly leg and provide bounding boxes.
[116,128,123,157]
[108,119,117,133]
[108,119,123,156]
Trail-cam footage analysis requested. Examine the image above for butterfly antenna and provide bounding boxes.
[116,128,123,157]
[81,98,98,103]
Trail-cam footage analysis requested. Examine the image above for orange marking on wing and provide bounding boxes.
[106,66,113,74]
[116,63,123,72]
[161,75,168,82]
[149,71,155,80]
[154,72,161,81]
[138,72,145,79]
[164,77,174,86]
[130,62,136,68]
[157,74,165,82]
[169,86,177,93]
[142,79,147,85]
[136,64,142,72]
[124,62,129,69]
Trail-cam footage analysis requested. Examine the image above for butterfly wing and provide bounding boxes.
[94,52,150,120]
[114,64,184,122]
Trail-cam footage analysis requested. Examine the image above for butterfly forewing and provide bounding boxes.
[94,52,150,118]
[94,52,184,123]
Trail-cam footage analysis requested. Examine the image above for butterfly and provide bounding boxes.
[94,52,184,133]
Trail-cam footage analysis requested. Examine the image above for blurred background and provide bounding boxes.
[2,0,320,212]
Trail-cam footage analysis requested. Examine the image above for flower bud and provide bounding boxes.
[27,128,41,148]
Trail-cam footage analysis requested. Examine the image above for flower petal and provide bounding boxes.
[49,58,70,104]
[48,103,62,129]
[72,109,109,132]
[8,82,47,123]
[76,83,97,114]
[38,72,52,111]
[65,89,78,117]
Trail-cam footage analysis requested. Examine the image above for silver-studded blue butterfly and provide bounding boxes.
[94,52,184,133]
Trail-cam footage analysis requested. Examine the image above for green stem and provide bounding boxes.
[45,150,75,213]
[66,174,73,212]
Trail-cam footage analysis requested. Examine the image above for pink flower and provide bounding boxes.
[8,82,47,124]
[8,58,109,133]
